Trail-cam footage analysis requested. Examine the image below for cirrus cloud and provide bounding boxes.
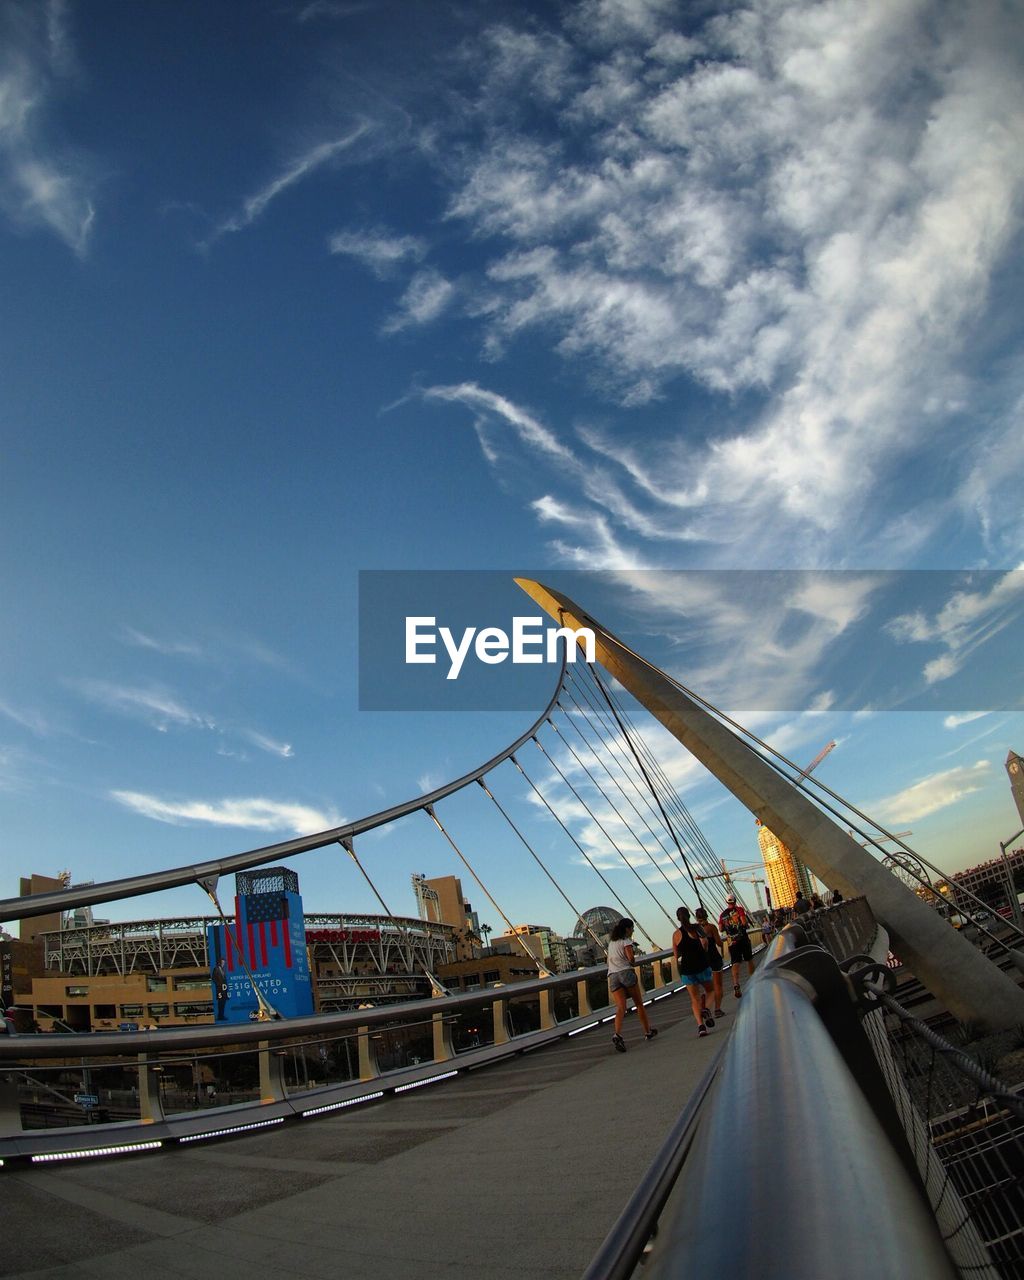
[110,790,341,834]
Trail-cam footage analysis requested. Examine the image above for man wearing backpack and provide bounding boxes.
[719,894,754,999]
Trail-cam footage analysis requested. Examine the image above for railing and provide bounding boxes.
[584,912,1002,1280]
[0,949,682,1162]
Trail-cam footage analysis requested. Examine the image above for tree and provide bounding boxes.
[480,923,492,952]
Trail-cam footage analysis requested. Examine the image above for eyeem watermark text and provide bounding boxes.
[406,616,596,680]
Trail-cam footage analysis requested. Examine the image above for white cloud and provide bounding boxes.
[210,125,370,242]
[943,711,989,730]
[328,226,426,276]
[76,679,218,732]
[110,791,341,834]
[872,759,991,824]
[244,730,294,759]
[382,268,454,333]
[417,0,1024,564]
[0,1,96,254]
[886,569,1024,684]
[0,697,52,736]
[123,628,203,658]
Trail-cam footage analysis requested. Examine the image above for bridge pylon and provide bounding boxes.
[516,578,1024,1032]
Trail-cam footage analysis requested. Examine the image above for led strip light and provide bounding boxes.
[32,1141,162,1164]
[302,1091,384,1117]
[393,1069,458,1093]
[178,1117,284,1144]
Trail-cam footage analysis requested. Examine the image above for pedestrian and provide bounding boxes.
[674,907,717,1037]
[693,906,726,1019]
[831,888,844,905]
[810,892,824,910]
[719,893,755,998]
[794,890,812,915]
[606,918,658,1052]
[212,956,228,1021]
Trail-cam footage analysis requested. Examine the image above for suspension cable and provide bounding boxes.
[597,626,1024,937]
[425,805,551,977]
[339,837,447,995]
[546,714,686,911]
[585,661,708,908]
[511,751,643,952]
[557,686,687,878]
[567,663,732,916]
[477,772,608,958]
[533,730,676,937]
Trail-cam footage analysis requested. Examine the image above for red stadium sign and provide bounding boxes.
[305,928,381,944]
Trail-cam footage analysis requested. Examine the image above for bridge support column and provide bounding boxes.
[432,1011,455,1063]
[137,1054,164,1123]
[357,1025,379,1081]
[538,988,557,1031]
[492,997,512,1046]
[577,976,592,1017]
[259,1042,288,1103]
[517,578,1024,1033]
[0,1071,22,1136]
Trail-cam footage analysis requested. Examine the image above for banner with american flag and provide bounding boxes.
[207,888,313,1022]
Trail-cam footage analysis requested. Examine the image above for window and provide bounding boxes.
[65,985,88,997]
[146,977,168,992]
[483,971,500,983]
[120,1004,144,1017]
[148,1004,169,1016]
[175,1002,213,1017]
[94,1005,116,1019]
[174,977,210,991]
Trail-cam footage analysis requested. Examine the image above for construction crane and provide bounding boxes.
[851,829,913,848]
[801,740,837,778]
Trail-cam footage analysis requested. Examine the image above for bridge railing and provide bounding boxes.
[585,916,1005,1280]
[0,948,682,1159]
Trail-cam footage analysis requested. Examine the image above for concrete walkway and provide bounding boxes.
[3,991,727,1279]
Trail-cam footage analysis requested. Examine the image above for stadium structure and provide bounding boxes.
[28,913,459,1029]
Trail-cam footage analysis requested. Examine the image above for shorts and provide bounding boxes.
[680,967,713,987]
[728,936,753,964]
[609,969,638,993]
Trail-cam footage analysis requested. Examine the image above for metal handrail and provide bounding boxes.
[585,926,966,1279]
[0,949,673,1060]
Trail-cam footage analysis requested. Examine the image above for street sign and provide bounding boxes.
[74,1093,99,1107]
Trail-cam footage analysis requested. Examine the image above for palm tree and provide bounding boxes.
[480,923,492,953]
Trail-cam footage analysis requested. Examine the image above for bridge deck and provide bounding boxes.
[4,990,723,1278]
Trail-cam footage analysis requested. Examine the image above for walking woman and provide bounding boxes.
[693,906,726,1019]
[673,906,717,1037]
[607,918,658,1052]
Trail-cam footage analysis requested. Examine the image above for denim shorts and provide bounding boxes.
[609,969,638,992]
[680,967,713,987]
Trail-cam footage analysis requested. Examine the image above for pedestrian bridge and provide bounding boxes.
[3,907,1022,1279]
[3,580,1024,1277]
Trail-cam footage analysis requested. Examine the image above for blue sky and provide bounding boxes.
[2,0,1023,943]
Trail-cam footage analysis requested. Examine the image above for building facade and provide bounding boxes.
[1007,750,1024,830]
[756,820,813,909]
[24,912,459,1030]
[411,873,480,960]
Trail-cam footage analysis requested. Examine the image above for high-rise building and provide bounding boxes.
[756,821,813,909]
[411,873,479,959]
[1006,750,1024,829]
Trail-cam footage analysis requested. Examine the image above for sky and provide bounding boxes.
[2,0,1024,944]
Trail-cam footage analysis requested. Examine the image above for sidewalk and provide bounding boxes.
[3,990,728,1279]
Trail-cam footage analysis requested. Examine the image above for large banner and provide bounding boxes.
[207,888,313,1022]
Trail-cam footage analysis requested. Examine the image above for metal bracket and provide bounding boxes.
[839,954,897,1009]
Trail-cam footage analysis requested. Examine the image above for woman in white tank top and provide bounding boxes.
[607,918,658,1052]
